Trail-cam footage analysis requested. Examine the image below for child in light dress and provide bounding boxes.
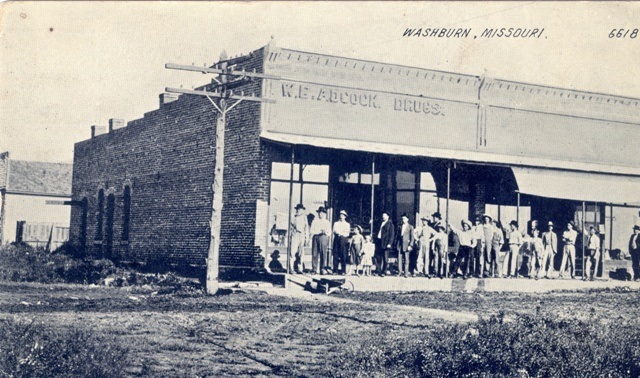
[531,228,544,279]
[360,234,375,276]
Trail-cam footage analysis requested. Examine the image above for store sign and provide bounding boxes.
[280,82,446,116]
[261,49,640,174]
[262,79,477,153]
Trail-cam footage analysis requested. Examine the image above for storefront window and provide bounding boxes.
[339,172,380,185]
[267,181,299,247]
[302,165,329,183]
[486,204,530,228]
[608,206,639,256]
[396,171,415,190]
[271,162,300,181]
[338,172,359,184]
[301,184,328,213]
[417,172,438,220]
[419,191,439,218]
[396,191,415,223]
[420,172,437,191]
[360,173,380,185]
[266,162,329,272]
[439,199,470,229]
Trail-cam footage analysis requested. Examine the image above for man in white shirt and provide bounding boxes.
[332,210,351,274]
[290,204,309,274]
[310,207,332,274]
[584,226,601,281]
[502,220,523,278]
[541,221,558,279]
[559,221,578,279]
[471,216,485,278]
[481,214,495,278]
[449,220,477,279]
[415,216,436,277]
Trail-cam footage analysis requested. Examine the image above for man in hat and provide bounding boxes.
[489,220,505,277]
[290,204,309,274]
[629,225,640,281]
[449,219,477,279]
[471,216,486,278]
[431,224,449,278]
[376,211,395,276]
[430,212,443,229]
[584,226,601,281]
[415,215,436,277]
[310,206,332,274]
[481,214,495,278]
[332,210,351,274]
[541,221,558,279]
[396,213,415,277]
[502,220,523,278]
[559,221,578,279]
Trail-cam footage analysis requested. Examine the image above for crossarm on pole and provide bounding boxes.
[165,63,281,80]
[165,87,276,103]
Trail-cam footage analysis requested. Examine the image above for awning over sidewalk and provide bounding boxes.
[260,131,640,176]
[261,131,640,205]
[512,166,640,204]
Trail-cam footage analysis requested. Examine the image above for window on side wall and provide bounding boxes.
[95,189,104,240]
[122,186,131,241]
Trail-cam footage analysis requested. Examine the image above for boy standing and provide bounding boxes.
[584,227,601,281]
[559,221,578,279]
[503,221,522,278]
[541,222,558,279]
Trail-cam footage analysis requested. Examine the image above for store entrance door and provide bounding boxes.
[332,176,382,235]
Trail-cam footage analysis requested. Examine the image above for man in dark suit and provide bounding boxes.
[629,225,640,281]
[375,211,395,277]
[396,213,415,278]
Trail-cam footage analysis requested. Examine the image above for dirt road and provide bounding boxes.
[2,282,638,377]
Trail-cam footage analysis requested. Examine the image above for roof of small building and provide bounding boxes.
[7,160,72,196]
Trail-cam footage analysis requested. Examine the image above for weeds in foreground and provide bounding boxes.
[0,243,116,284]
[0,317,130,378]
[329,312,640,378]
[0,243,203,294]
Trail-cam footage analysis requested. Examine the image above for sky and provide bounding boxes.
[1,1,639,163]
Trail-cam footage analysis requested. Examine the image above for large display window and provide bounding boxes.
[265,162,329,272]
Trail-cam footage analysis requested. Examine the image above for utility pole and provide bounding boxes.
[165,54,278,294]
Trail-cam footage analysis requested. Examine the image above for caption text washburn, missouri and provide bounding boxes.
[403,27,545,39]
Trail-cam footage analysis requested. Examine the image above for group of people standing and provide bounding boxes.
[286,203,611,281]
[289,205,377,276]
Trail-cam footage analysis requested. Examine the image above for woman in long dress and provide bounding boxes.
[347,225,364,275]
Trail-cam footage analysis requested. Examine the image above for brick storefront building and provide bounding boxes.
[70,42,640,276]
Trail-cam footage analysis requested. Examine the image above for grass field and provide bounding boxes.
[1,281,639,377]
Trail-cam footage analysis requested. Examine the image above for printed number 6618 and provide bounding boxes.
[609,29,638,38]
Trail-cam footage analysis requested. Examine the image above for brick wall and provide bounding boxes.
[217,48,273,271]
[70,93,218,267]
[70,47,279,274]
